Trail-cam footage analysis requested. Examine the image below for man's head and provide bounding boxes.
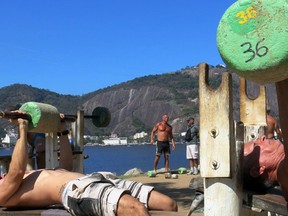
[243,136,284,191]
[267,109,271,115]
[162,114,169,122]
[187,117,194,126]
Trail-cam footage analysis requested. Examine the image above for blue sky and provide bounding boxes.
[0,0,236,95]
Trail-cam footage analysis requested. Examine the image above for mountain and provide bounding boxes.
[0,65,278,139]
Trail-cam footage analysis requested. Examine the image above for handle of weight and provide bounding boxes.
[0,111,75,123]
[0,110,74,128]
[62,115,77,122]
[1,106,111,128]
[0,111,33,122]
[1,111,96,123]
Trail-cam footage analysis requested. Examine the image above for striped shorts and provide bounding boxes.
[62,172,154,216]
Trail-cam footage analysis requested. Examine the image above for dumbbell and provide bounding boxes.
[0,102,111,132]
[0,102,60,132]
[217,0,288,83]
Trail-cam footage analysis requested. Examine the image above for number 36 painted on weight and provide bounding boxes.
[240,38,269,63]
[236,6,257,24]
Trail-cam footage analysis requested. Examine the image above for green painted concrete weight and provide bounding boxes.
[19,102,60,132]
[217,0,288,83]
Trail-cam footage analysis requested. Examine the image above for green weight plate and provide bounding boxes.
[147,170,156,177]
[217,0,288,83]
[19,102,41,130]
[91,107,111,127]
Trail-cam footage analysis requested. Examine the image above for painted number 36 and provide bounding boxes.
[236,6,257,24]
[241,38,269,63]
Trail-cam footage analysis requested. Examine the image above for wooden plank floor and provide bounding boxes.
[0,208,180,216]
[0,207,70,216]
[244,191,288,216]
[1,192,287,216]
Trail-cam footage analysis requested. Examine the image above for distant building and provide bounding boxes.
[84,135,98,141]
[1,133,17,144]
[133,131,148,139]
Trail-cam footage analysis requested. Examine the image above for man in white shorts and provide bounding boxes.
[185,117,200,175]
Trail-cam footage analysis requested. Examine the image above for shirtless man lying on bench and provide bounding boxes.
[243,79,288,200]
[0,112,177,216]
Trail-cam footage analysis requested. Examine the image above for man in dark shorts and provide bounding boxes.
[150,114,175,173]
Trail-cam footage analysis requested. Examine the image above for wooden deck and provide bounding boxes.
[189,177,288,215]
[0,206,70,216]
[244,188,288,215]
[0,190,286,216]
[0,207,180,216]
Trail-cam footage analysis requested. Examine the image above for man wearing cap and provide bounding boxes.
[185,117,200,175]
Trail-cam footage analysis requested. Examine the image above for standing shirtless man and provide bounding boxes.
[150,114,175,173]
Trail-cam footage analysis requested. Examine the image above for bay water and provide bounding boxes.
[0,143,188,176]
[84,143,188,175]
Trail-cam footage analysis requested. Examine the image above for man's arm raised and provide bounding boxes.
[0,118,29,205]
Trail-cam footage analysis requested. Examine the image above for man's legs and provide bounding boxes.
[189,158,194,168]
[191,144,199,175]
[117,191,178,215]
[187,145,199,175]
[187,145,194,174]
[164,154,169,172]
[103,172,177,212]
[192,158,199,175]
[117,194,149,216]
[187,159,194,174]
[147,190,178,211]
[154,155,160,172]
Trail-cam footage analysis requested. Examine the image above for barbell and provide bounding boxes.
[0,102,111,132]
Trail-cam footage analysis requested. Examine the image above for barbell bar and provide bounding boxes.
[0,102,111,130]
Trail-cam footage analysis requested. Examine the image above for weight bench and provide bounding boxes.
[188,176,288,216]
[197,63,287,216]
[0,207,179,216]
[0,206,70,216]
[244,189,288,216]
